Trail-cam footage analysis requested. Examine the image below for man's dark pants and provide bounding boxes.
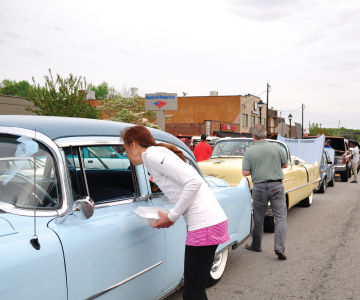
[251,181,287,251]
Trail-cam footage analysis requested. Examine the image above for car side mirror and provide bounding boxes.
[294,159,299,165]
[56,197,95,225]
[328,161,332,165]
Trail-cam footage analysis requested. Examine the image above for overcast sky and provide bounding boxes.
[1,0,359,130]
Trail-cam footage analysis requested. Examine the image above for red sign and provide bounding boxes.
[221,123,235,131]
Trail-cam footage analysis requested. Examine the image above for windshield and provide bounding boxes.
[0,134,61,209]
[212,139,255,157]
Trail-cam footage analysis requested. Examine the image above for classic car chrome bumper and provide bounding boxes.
[334,164,346,172]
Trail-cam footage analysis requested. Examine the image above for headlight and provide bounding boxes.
[335,157,343,165]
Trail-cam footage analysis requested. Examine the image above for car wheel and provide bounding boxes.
[318,178,326,193]
[264,215,275,233]
[301,191,313,207]
[328,177,335,187]
[341,167,349,182]
[207,248,229,287]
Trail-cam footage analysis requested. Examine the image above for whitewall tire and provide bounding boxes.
[207,248,229,287]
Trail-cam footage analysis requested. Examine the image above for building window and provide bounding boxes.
[257,117,261,124]
[263,118,266,125]
[242,114,248,127]
[270,118,275,133]
[250,116,255,127]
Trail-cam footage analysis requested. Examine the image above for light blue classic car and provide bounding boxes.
[0,116,252,300]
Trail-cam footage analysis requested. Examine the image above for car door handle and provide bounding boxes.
[88,160,93,163]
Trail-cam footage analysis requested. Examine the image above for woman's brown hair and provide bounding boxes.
[121,125,186,162]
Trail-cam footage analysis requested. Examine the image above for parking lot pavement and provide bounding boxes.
[166,174,360,299]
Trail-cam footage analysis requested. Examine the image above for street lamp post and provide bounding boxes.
[288,113,293,138]
[258,99,264,124]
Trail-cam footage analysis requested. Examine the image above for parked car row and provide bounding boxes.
[198,137,321,232]
[0,116,252,300]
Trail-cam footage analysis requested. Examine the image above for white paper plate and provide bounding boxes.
[134,206,170,226]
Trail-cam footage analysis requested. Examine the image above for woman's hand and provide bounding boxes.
[152,211,175,229]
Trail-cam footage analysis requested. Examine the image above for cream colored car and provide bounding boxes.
[198,138,321,232]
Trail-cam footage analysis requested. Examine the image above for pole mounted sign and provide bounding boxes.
[145,93,178,130]
[145,93,178,111]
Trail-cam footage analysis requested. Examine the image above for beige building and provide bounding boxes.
[233,94,267,133]
[0,95,37,115]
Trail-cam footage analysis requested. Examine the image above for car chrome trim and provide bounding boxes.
[83,261,163,300]
[0,127,70,217]
[55,138,124,148]
[95,199,134,208]
[95,195,150,209]
[285,183,309,194]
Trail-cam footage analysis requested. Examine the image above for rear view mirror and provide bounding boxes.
[56,197,95,225]
[294,159,299,165]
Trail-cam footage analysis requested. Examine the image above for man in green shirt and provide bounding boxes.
[242,124,288,260]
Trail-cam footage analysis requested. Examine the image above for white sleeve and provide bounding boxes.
[147,151,202,222]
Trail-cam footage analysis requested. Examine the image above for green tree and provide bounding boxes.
[90,81,111,99]
[0,79,32,97]
[310,123,330,136]
[98,95,172,130]
[26,69,99,119]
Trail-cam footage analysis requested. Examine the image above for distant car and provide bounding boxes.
[317,150,335,193]
[0,116,253,300]
[191,136,221,151]
[305,136,351,182]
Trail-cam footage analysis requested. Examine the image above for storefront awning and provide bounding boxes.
[213,131,248,138]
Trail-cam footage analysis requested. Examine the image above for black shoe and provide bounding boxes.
[245,244,262,252]
[275,250,287,260]
[351,180,358,183]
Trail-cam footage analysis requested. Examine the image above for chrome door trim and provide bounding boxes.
[95,195,150,208]
[83,261,163,300]
[285,183,309,194]
[0,127,70,217]
[55,138,124,148]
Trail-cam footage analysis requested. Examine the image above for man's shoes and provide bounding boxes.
[350,180,358,183]
[275,250,287,260]
[245,244,261,252]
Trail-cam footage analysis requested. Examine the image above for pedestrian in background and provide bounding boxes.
[324,139,332,148]
[350,141,359,183]
[121,126,229,300]
[193,134,212,162]
[242,124,288,260]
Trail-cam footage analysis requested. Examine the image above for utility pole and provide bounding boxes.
[266,83,270,134]
[302,103,304,139]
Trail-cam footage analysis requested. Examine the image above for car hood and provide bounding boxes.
[278,134,325,165]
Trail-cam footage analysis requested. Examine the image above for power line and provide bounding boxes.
[242,90,267,105]
[280,106,302,113]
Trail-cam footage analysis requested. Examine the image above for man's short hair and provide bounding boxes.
[251,124,267,140]
[326,139,331,144]
[201,134,207,140]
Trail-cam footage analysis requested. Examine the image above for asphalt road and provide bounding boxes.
[166,174,360,300]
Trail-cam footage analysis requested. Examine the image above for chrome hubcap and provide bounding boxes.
[211,252,223,272]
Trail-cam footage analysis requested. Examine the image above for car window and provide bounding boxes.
[0,134,61,209]
[212,139,254,157]
[64,145,135,204]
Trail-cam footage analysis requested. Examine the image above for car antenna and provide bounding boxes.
[30,125,40,250]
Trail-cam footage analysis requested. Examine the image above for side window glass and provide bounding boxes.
[0,134,61,209]
[65,145,135,204]
[279,144,290,163]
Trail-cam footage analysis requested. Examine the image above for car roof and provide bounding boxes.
[0,115,194,157]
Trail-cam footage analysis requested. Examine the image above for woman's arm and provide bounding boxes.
[147,151,202,223]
